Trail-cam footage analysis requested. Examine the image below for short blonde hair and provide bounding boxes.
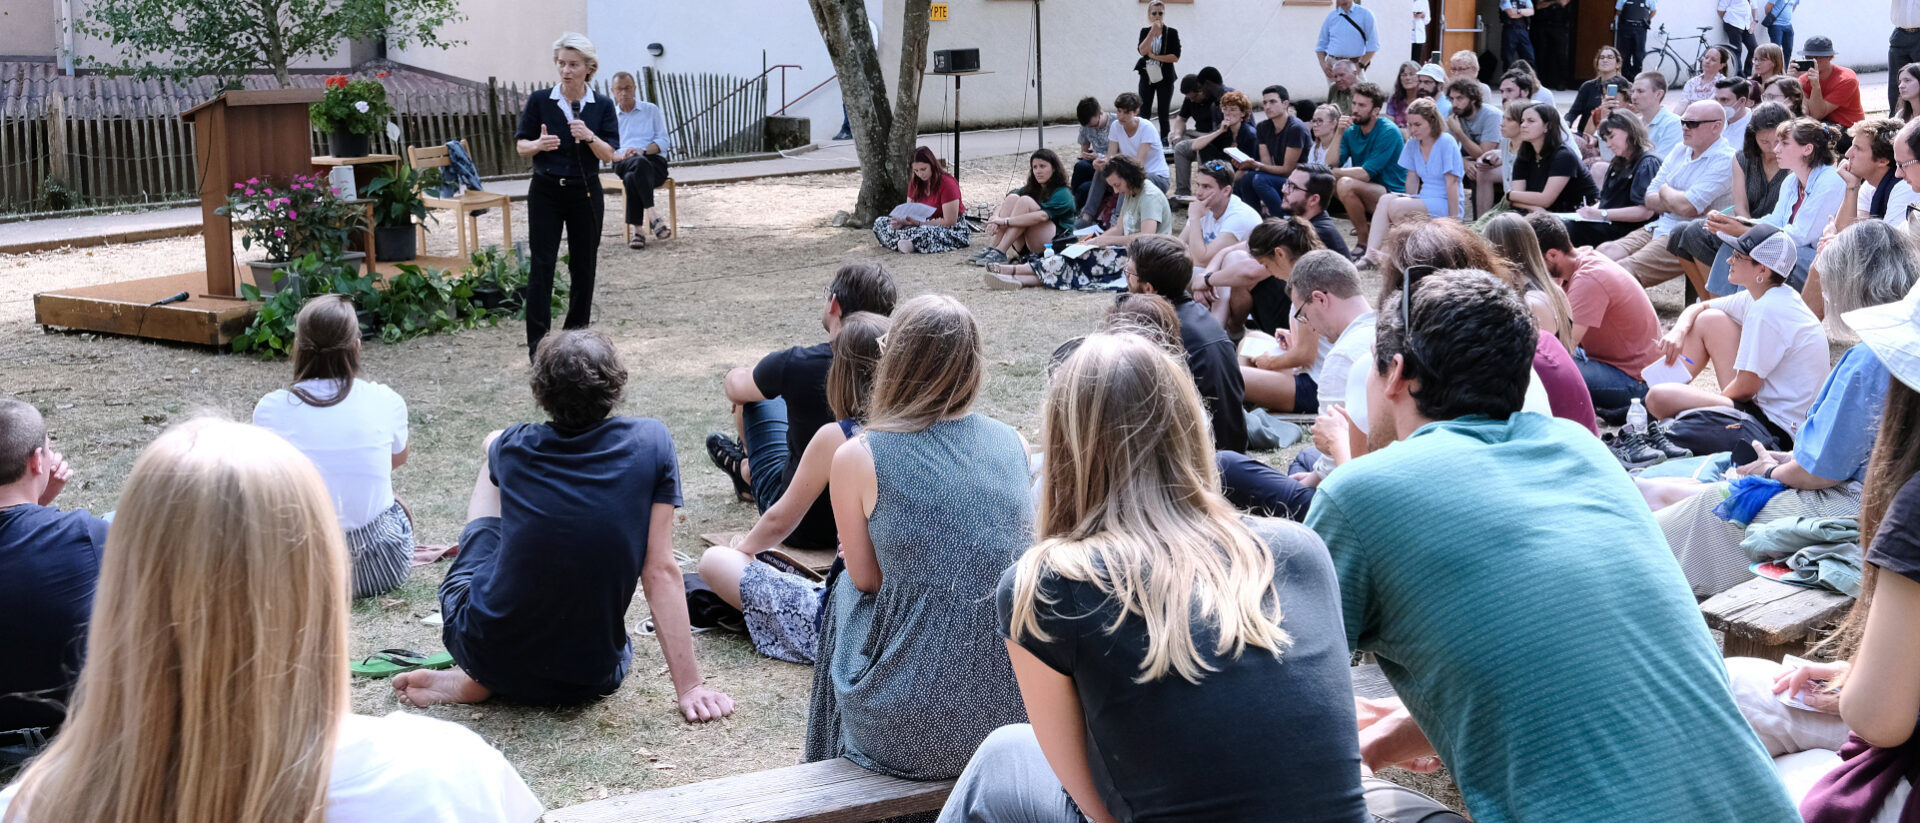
[553,32,600,82]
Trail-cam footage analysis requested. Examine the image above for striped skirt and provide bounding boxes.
[346,501,413,599]
[1656,483,1862,598]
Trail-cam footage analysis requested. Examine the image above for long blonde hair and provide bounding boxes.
[6,419,349,823]
[1483,213,1577,350]
[864,295,983,433]
[1010,333,1291,684]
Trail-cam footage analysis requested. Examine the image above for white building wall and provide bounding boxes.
[389,0,590,86]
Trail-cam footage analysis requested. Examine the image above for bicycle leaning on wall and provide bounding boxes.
[1642,24,1714,88]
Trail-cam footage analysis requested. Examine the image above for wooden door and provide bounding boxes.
[1439,0,1482,64]
[1574,0,1617,82]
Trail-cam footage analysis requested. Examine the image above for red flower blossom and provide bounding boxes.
[324,75,349,89]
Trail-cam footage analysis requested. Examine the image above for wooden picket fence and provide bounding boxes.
[0,66,769,214]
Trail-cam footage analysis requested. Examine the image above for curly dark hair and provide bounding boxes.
[1372,269,1535,422]
[531,329,627,431]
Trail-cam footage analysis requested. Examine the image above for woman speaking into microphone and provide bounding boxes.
[515,32,618,358]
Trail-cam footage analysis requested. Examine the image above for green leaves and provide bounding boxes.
[77,0,466,87]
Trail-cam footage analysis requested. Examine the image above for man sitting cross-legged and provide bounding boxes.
[1127,234,1248,453]
[395,330,733,723]
[707,261,896,552]
[1330,82,1406,261]
[1193,214,1324,342]
[0,398,103,751]
[1525,211,1662,422]
[1305,268,1802,822]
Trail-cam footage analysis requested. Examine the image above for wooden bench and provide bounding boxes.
[1701,577,1852,662]
[546,664,1398,822]
[599,173,679,245]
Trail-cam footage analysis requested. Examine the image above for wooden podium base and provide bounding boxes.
[33,256,470,346]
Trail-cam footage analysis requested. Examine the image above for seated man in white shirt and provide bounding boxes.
[1181,162,1262,269]
[1716,77,1757,149]
[1837,118,1919,231]
[1597,100,1735,292]
[609,71,672,249]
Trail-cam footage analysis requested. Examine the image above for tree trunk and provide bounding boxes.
[808,0,931,224]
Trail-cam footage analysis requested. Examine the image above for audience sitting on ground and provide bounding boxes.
[984,155,1172,292]
[1104,292,1185,353]
[1644,222,1916,598]
[1245,249,1379,418]
[1331,82,1406,261]
[1415,63,1448,114]
[1486,213,1578,352]
[609,70,673,249]
[0,419,544,822]
[1129,235,1248,452]
[1668,102,1795,290]
[710,261,896,551]
[1897,62,1920,121]
[1185,90,1258,189]
[251,295,412,600]
[0,399,101,761]
[1699,118,1845,295]
[1835,117,1918,233]
[1446,50,1498,110]
[805,295,1031,780]
[1305,268,1803,823]
[1677,46,1735,114]
[1385,60,1424,128]
[1725,278,1920,818]
[1752,42,1788,87]
[971,149,1077,267]
[1181,161,1263,269]
[1324,60,1361,116]
[1568,45,1628,136]
[1195,212,1332,340]
[1509,103,1600,215]
[871,147,969,255]
[1071,96,1111,209]
[1598,99,1736,288]
[938,331,1385,823]
[1645,225,1829,455]
[1509,59,1556,108]
[1363,99,1464,262]
[1524,211,1663,423]
[1798,36,1864,130]
[1487,100,1529,211]
[394,330,734,722]
[1307,103,1343,167]
[1632,71,1685,157]
[1565,111,1661,246]
[1171,76,1247,198]
[1763,74,1808,118]
[1234,85,1314,217]
[1446,78,1505,218]
[1497,67,1545,113]
[1719,77,1759,149]
[697,311,889,665]
[1080,92,1172,228]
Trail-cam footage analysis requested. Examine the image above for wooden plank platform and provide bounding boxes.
[543,757,953,823]
[1701,578,1852,662]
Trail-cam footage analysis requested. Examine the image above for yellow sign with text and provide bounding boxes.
[931,3,948,20]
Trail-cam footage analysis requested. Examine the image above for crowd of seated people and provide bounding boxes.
[16,19,1920,823]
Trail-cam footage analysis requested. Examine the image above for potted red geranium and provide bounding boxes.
[311,75,394,158]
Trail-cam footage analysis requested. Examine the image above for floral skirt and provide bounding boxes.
[872,216,971,254]
[1034,247,1129,292]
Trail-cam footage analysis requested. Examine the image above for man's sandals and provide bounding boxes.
[350,648,456,678]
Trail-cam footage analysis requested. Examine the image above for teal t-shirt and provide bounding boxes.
[1337,118,1407,193]
[1305,413,1799,823]
[1039,186,1077,239]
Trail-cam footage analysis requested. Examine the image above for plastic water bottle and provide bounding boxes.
[1626,398,1649,435]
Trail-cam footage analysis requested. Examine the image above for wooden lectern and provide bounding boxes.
[181,88,326,296]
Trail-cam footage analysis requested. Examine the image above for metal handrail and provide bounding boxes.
[773,74,840,117]
[664,63,799,139]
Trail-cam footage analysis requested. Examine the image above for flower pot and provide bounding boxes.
[471,286,506,312]
[356,308,379,341]
[328,129,371,159]
[246,260,301,296]
[374,225,417,262]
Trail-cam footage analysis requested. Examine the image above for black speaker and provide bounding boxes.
[933,48,979,74]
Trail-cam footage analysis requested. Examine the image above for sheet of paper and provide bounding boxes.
[1223,147,1253,165]
[1549,211,1606,224]
[1238,331,1283,359]
[1641,356,1694,386]
[1061,244,1096,259]
[889,202,936,221]
[1073,224,1101,238]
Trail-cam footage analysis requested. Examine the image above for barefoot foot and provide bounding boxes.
[896,238,914,254]
[393,668,492,707]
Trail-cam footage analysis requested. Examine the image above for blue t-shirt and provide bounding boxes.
[1399,132,1467,218]
[1794,343,1888,484]
[460,417,682,698]
[1305,414,1802,823]
[1339,118,1407,193]
[0,504,106,730]
[1316,4,1380,58]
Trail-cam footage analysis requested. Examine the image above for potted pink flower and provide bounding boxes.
[215,173,369,295]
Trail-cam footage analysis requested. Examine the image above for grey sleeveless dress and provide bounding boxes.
[803,413,1033,780]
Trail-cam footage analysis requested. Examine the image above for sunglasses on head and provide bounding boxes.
[1398,264,1439,369]
[1203,160,1232,174]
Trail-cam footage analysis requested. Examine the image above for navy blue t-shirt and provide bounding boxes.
[0,504,106,730]
[462,417,680,697]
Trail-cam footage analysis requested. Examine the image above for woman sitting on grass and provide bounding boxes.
[937,332,1375,822]
[1362,98,1464,265]
[1507,103,1598,215]
[1700,118,1845,295]
[1648,224,1829,451]
[0,419,542,822]
[1567,111,1662,246]
[983,154,1172,292]
[251,294,413,600]
[805,295,1032,780]
[872,146,969,255]
[971,149,1077,267]
[696,311,889,665]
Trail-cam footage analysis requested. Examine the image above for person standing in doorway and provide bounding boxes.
[1136,1,1181,139]
[1616,0,1658,79]
[608,72,671,250]
[1501,0,1537,74]
[1534,0,1575,90]
[515,32,618,360]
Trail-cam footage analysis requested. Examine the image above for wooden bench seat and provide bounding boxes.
[543,757,952,823]
[1701,577,1852,662]
[599,173,679,244]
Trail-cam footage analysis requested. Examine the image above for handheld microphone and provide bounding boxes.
[149,291,190,307]
[568,97,593,197]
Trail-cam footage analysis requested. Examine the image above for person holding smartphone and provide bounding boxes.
[1797,36,1865,132]
[1569,46,1629,137]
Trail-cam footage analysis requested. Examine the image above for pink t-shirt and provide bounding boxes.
[910,174,964,213]
[1535,330,1599,435]
[1565,249,1661,380]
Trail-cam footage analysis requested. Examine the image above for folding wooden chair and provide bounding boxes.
[407,140,513,259]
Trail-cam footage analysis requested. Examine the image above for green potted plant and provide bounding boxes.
[311,75,394,158]
[215,173,369,295]
[460,245,531,313]
[364,165,441,262]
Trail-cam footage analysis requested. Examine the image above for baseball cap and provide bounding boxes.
[1801,36,1836,58]
[1714,223,1798,279]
